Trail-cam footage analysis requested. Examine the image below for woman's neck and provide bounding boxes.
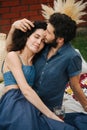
[18,47,35,65]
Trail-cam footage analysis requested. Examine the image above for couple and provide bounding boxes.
[0,12,87,130]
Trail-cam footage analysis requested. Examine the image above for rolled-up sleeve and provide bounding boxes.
[67,55,82,77]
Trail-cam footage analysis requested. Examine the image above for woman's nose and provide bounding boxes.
[37,39,41,45]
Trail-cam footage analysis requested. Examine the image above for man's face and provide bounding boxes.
[45,23,55,44]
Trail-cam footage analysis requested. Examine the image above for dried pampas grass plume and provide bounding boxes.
[41,0,87,24]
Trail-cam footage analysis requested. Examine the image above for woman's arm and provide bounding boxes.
[5,52,63,122]
[6,18,34,46]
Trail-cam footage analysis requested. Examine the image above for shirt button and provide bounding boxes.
[42,71,44,74]
[39,81,41,84]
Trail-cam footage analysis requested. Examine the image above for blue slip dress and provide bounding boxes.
[0,62,77,130]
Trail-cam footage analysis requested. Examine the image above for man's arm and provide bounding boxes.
[70,75,87,111]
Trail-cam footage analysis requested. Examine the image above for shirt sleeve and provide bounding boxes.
[67,55,82,77]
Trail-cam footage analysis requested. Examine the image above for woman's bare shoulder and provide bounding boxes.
[6,51,17,58]
[6,51,19,61]
[5,51,20,66]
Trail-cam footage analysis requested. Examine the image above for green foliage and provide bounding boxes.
[71,34,87,61]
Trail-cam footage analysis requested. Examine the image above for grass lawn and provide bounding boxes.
[71,33,87,61]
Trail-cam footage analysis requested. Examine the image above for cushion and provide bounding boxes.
[75,49,87,74]
[0,82,4,98]
[0,33,7,81]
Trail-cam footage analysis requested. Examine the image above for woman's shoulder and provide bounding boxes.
[7,51,17,57]
[5,51,21,66]
[6,51,18,61]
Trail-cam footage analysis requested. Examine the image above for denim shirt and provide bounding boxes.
[33,43,82,110]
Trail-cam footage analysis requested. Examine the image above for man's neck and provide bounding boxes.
[47,46,61,59]
[47,39,64,59]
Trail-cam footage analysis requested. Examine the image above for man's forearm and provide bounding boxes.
[72,84,87,111]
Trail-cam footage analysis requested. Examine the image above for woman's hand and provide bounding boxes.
[12,18,34,32]
[49,112,64,122]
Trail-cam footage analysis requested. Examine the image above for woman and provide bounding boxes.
[0,20,76,130]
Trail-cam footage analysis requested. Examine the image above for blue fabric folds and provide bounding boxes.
[0,89,77,130]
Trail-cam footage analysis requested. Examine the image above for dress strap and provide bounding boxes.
[17,55,23,65]
[1,53,23,74]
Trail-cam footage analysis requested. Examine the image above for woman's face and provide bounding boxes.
[26,29,45,53]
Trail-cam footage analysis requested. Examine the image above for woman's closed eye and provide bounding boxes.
[41,39,45,44]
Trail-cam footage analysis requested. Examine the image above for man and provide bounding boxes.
[34,13,87,110]
[6,13,87,129]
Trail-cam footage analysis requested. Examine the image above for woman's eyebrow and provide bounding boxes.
[35,34,44,37]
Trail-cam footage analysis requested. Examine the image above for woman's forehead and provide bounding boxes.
[32,29,45,37]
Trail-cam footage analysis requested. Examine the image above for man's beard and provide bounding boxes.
[46,38,58,48]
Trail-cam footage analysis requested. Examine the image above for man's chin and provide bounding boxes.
[45,38,57,48]
[45,40,53,45]
[46,41,57,48]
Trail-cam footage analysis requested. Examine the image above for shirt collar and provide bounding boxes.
[43,42,71,57]
[56,42,71,55]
